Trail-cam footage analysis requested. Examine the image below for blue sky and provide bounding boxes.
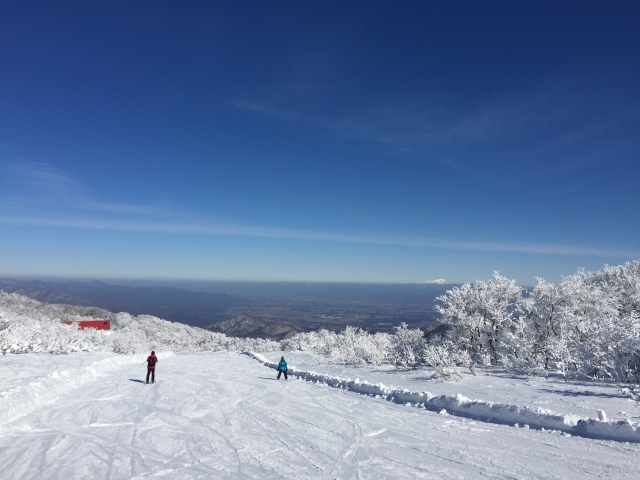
[1,1,639,284]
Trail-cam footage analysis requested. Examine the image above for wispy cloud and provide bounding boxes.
[534,183,586,198]
[1,161,636,259]
[233,93,541,141]
[2,161,87,197]
[1,214,636,259]
[0,160,172,217]
[232,98,477,174]
[232,80,637,181]
[232,99,318,122]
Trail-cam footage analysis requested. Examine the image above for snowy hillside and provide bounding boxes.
[0,292,279,355]
[0,291,425,365]
[1,351,639,479]
[1,289,640,477]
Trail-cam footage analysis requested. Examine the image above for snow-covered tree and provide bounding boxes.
[436,261,640,382]
[391,323,425,367]
[436,273,525,368]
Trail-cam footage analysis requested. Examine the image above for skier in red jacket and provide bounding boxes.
[146,351,158,384]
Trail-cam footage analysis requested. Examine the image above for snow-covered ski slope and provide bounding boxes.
[1,352,639,479]
[250,352,640,443]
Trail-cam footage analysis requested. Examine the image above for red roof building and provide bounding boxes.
[61,320,111,330]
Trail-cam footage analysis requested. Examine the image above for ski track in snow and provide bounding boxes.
[0,352,638,479]
[0,352,175,428]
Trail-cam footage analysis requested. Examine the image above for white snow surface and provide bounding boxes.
[1,352,639,479]
[261,352,640,423]
[250,353,640,443]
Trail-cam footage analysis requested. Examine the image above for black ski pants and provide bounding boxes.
[277,370,288,380]
[146,368,155,383]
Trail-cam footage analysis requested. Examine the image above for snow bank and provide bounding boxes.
[246,351,640,443]
[0,351,174,427]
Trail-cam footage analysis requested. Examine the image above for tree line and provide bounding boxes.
[432,260,640,382]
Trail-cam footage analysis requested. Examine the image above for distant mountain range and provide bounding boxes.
[0,278,452,339]
[0,279,88,305]
[206,315,307,341]
[0,279,234,328]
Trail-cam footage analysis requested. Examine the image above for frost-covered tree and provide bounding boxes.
[551,269,622,379]
[522,278,565,374]
[593,261,640,317]
[436,261,640,382]
[282,327,398,366]
[436,273,525,368]
[423,337,473,378]
[391,323,425,367]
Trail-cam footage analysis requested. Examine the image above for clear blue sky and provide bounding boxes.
[1,1,639,284]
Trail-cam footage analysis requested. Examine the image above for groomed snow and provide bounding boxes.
[261,352,640,423]
[250,352,640,443]
[1,352,639,479]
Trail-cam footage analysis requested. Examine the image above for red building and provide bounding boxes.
[61,320,111,330]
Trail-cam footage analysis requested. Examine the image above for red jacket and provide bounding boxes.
[147,354,158,370]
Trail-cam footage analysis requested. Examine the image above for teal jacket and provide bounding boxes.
[278,359,287,372]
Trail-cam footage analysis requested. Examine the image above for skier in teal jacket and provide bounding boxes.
[277,356,288,380]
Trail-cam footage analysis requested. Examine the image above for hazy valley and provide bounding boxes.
[0,278,449,340]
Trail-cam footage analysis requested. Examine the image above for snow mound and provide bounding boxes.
[246,351,640,443]
[0,351,175,427]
